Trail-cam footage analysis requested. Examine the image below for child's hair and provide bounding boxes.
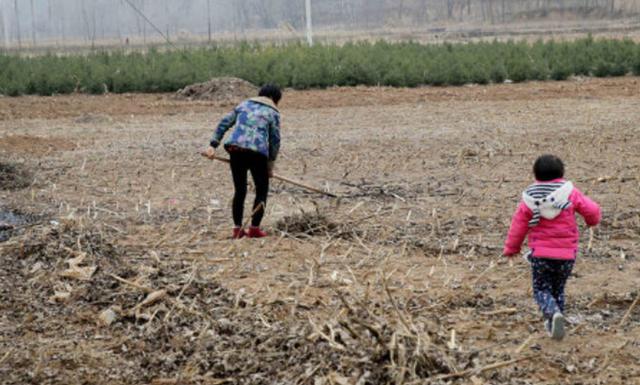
[533,154,565,181]
[259,84,282,105]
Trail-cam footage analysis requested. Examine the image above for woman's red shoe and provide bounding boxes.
[247,226,268,238]
[232,227,246,239]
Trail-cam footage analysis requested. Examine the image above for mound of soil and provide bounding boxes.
[276,211,339,235]
[0,162,32,190]
[275,211,357,239]
[175,77,258,103]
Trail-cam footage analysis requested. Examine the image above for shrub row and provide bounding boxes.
[1,37,639,96]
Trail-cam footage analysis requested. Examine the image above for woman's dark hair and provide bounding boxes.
[533,154,565,181]
[259,84,282,105]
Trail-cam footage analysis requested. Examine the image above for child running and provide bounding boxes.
[203,85,282,239]
[503,154,601,340]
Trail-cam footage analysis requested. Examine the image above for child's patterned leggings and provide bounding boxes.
[530,257,575,319]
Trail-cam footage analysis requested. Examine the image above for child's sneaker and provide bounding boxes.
[550,312,565,340]
[247,226,268,238]
[232,227,246,239]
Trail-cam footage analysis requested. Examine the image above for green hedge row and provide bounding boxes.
[1,37,639,96]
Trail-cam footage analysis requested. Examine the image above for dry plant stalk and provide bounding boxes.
[425,354,539,383]
[618,292,640,327]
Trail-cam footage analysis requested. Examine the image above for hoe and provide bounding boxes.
[200,151,337,198]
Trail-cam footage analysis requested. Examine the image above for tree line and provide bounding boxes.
[1,37,639,95]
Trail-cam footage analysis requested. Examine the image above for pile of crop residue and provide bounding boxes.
[0,162,32,190]
[0,220,532,385]
[0,221,238,384]
[275,211,353,238]
[175,77,258,103]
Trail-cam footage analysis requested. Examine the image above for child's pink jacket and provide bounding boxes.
[503,179,601,260]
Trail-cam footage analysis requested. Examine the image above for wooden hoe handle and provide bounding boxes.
[199,151,337,198]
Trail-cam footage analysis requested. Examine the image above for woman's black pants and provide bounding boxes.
[229,151,269,227]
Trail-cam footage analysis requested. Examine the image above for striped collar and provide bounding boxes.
[522,180,574,226]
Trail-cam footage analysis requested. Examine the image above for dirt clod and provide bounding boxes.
[275,211,349,238]
[0,162,32,190]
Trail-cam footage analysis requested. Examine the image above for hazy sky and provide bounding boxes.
[0,0,634,46]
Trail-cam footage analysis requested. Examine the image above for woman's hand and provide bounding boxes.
[201,147,216,160]
[267,161,275,178]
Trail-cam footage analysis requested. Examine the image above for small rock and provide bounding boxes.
[99,308,118,326]
[30,262,44,274]
[49,291,71,303]
[217,318,234,334]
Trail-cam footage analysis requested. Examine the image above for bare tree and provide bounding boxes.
[29,0,36,46]
[398,0,405,19]
[80,0,96,47]
[47,0,55,44]
[0,1,8,48]
[141,0,146,44]
[114,0,122,41]
[13,0,20,47]
[414,0,430,23]
[234,0,250,35]
[339,0,356,26]
[59,0,66,45]
[207,0,212,42]
[164,0,171,41]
